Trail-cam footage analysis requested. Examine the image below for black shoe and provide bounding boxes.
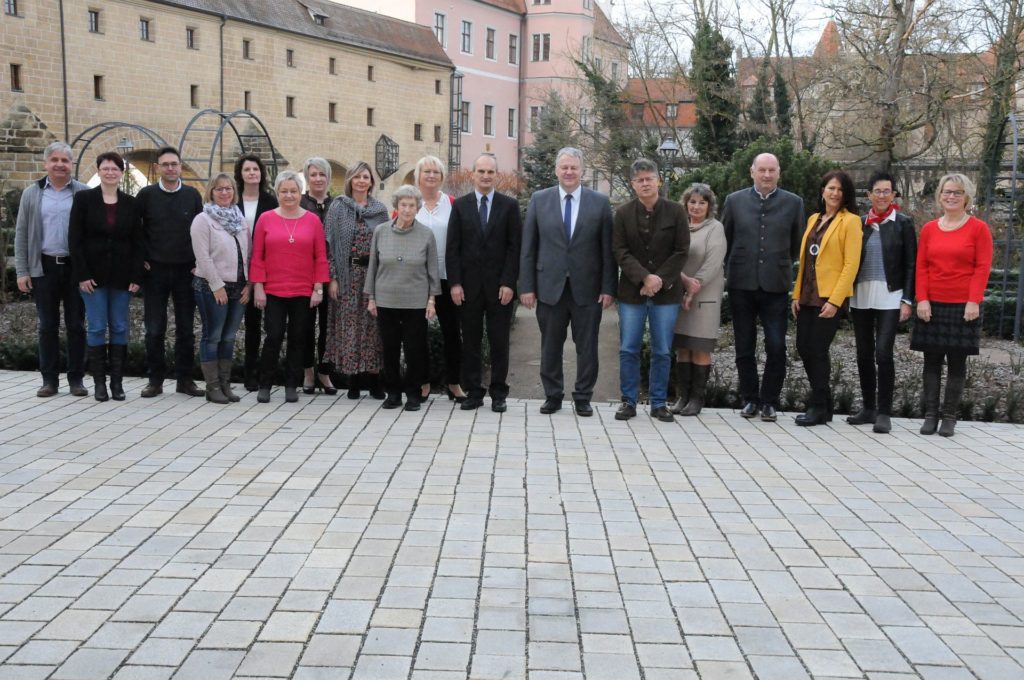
[846,408,877,425]
[920,415,939,435]
[367,374,386,400]
[36,383,58,398]
[382,394,403,409]
[316,374,338,395]
[873,414,891,434]
[303,383,316,395]
[461,396,484,410]
[257,387,271,403]
[574,400,593,417]
[447,386,468,403]
[491,397,507,413]
[740,401,759,418]
[760,405,777,422]
[285,386,298,403]
[244,369,259,392]
[938,417,956,437]
[615,402,636,420]
[795,407,829,427]
[540,397,562,414]
[68,380,88,397]
[404,397,421,412]
[651,405,674,422]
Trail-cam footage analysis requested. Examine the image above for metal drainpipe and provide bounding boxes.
[219,15,226,112]
[58,0,70,141]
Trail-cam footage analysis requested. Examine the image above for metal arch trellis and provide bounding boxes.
[178,109,280,185]
[69,122,169,181]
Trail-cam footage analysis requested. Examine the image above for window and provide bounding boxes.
[88,9,101,33]
[367,107,374,126]
[483,105,494,136]
[434,125,442,143]
[414,123,423,141]
[461,21,472,53]
[611,62,619,80]
[579,108,589,131]
[434,13,446,47]
[139,18,152,41]
[313,13,325,26]
[581,36,591,60]
[435,79,442,95]
[583,0,591,8]
[486,28,496,60]
[507,108,517,138]
[4,0,18,16]
[508,34,518,65]
[329,102,337,123]
[286,49,295,67]
[93,75,104,100]
[594,57,601,71]
[286,96,296,117]
[244,90,251,110]
[9,64,22,92]
[530,106,543,132]
[190,84,199,108]
[242,39,253,59]
[329,57,336,74]
[631,103,644,121]
[666,103,678,119]
[532,0,551,4]
[531,34,550,62]
[460,101,471,133]
[367,65,374,81]
[186,27,196,49]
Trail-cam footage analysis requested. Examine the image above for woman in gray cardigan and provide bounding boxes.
[672,183,727,416]
[365,185,441,411]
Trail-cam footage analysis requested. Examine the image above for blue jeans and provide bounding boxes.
[194,278,246,362]
[81,287,132,346]
[619,300,680,408]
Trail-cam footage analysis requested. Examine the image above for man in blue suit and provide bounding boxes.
[519,147,616,416]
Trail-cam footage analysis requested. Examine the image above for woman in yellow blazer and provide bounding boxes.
[791,169,863,426]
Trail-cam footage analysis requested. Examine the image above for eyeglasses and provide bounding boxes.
[158,161,181,168]
[871,189,893,196]
[213,186,234,193]
[940,190,965,197]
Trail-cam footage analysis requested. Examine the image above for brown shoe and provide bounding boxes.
[141,382,163,398]
[176,379,205,397]
[36,383,58,398]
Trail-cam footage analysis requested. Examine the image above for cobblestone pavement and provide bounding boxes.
[0,369,1023,679]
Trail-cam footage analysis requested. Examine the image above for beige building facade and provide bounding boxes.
[0,0,454,197]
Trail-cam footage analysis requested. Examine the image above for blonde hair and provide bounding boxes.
[935,173,976,212]
[203,172,237,203]
[413,155,446,185]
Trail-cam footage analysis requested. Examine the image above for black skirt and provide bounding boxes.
[909,301,982,355]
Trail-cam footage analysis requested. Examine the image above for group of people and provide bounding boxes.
[14,142,993,437]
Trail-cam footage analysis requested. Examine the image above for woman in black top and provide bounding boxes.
[300,157,336,394]
[68,151,143,402]
[234,153,278,391]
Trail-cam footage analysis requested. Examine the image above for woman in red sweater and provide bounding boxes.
[911,174,993,437]
[250,171,330,403]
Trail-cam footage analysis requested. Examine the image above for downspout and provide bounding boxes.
[58,0,70,141]
[219,14,226,112]
[517,12,525,171]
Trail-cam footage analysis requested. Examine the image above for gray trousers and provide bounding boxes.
[536,279,603,402]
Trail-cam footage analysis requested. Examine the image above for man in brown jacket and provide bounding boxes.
[612,158,689,421]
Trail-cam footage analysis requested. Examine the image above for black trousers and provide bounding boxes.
[260,294,310,388]
[434,280,462,386]
[460,286,513,400]
[143,262,196,381]
[33,255,86,384]
[303,293,330,372]
[795,306,842,410]
[851,308,900,414]
[536,280,602,402]
[244,300,262,377]
[729,287,789,407]
[377,307,428,398]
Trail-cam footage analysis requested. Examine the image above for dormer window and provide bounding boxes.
[313,13,325,26]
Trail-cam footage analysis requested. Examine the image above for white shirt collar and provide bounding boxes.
[158,179,183,193]
[558,185,581,203]
[475,189,494,203]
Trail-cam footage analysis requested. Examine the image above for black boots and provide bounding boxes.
[679,364,710,416]
[670,362,692,414]
[108,344,127,401]
[920,362,941,435]
[89,345,108,402]
[939,371,965,437]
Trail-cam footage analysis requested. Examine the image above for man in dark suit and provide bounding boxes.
[520,147,616,416]
[446,154,522,413]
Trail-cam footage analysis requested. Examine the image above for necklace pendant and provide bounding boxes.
[289,236,295,244]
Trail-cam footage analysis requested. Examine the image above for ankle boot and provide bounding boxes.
[920,363,941,435]
[670,362,693,414]
[939,371,965,437]
[89,345,109,402]
[368,373,386,400]
[347,373,361,399]
[219,360,240,402]
[108,344,127,401]
[680,364,710,416]
[202,361,229,404]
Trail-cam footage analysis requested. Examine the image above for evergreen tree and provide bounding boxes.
[773,63,793,138]
[689,19,740,163]
[521,92,577,196]
[746,58,774,139]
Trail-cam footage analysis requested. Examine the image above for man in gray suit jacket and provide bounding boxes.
[520,147,616,416]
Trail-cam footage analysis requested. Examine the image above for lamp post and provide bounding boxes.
[657,137,679,197]
[115,137,135,193]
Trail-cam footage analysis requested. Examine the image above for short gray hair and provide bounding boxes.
[630,158,658,177]
[44,141,73,161]
[555,147,584,167]
[392,184,423,210]
[303,157,331,185]
[680,182,718,219]
[473,153,498,171]
[413,155,446,185]
[935,173,977,211]
[273,169,303,194]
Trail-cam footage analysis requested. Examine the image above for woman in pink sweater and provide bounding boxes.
[250,171,330,403]
[911,173,993,437]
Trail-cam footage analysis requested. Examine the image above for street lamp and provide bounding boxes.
[115,137,135,193]
[657,137,679,197]
[115,136,134,157]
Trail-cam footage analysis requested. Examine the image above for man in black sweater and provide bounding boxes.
[137,147,204,397]
[721,153,804,422]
